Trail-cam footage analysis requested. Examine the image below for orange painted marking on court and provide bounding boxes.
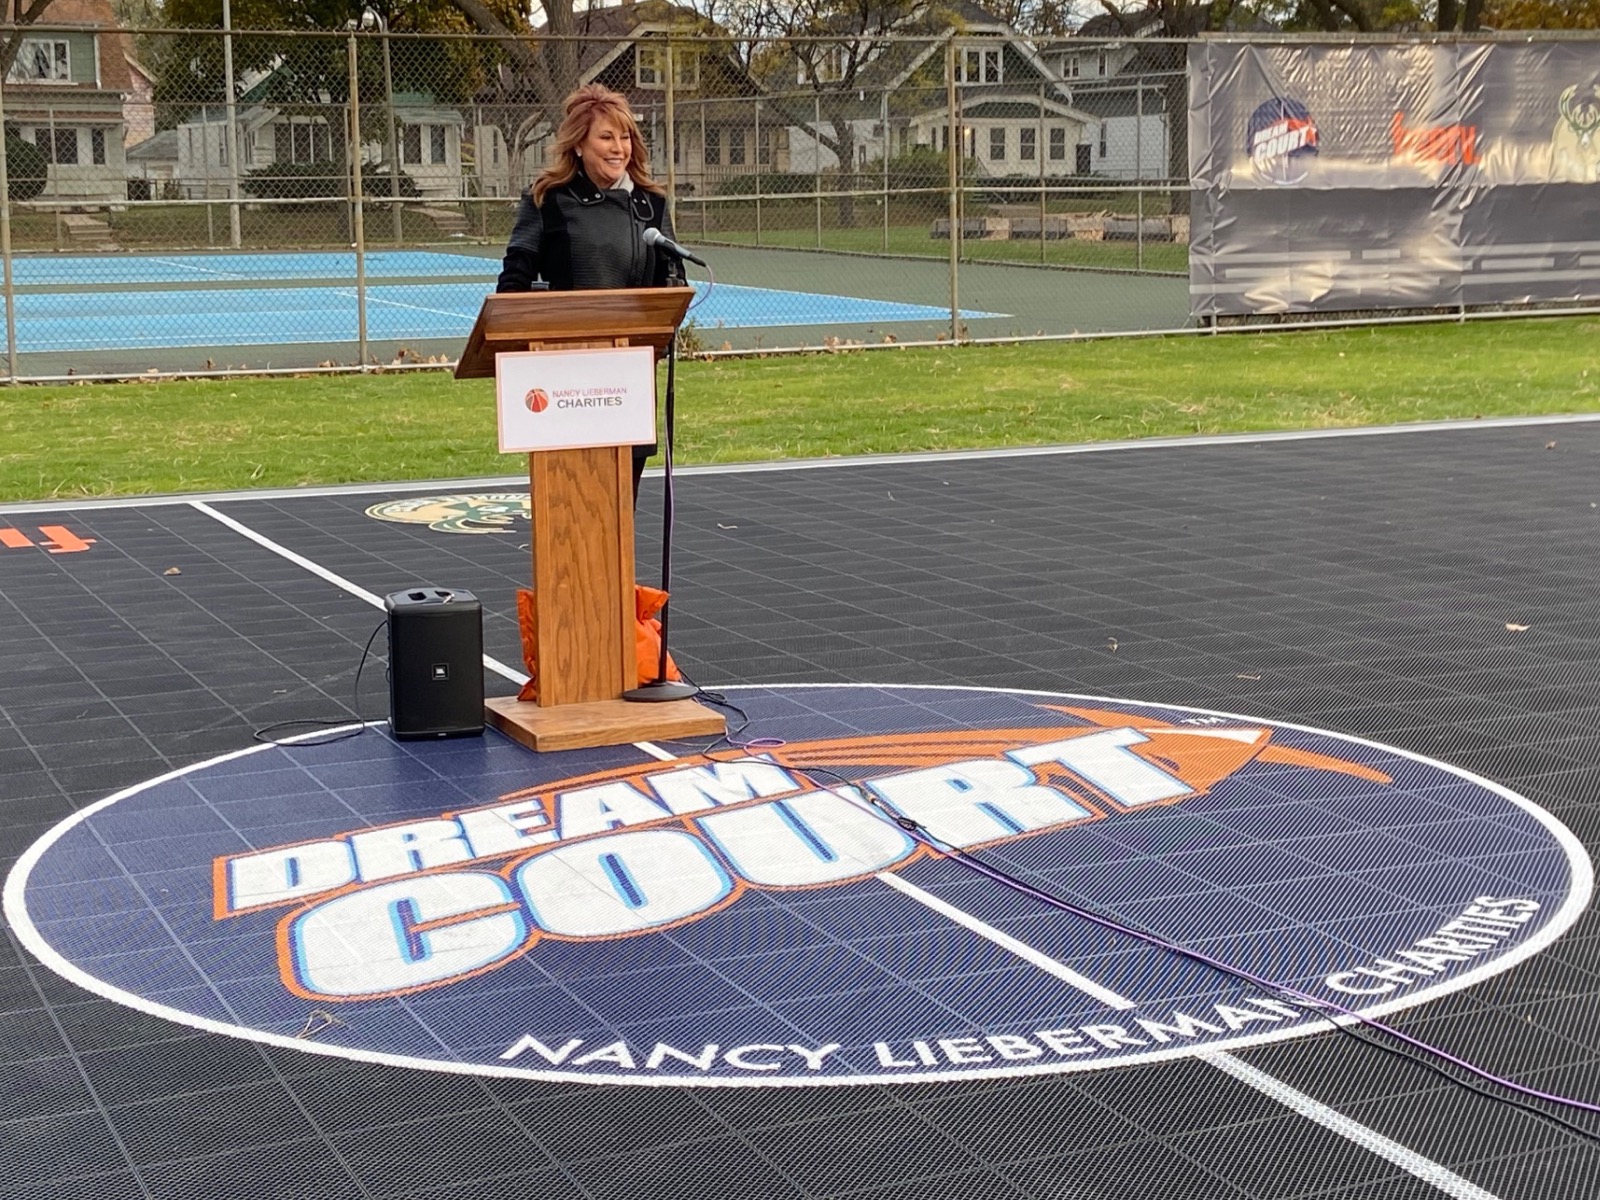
[37,526,96,554]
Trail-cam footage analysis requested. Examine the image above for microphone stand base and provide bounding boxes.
[622,680,701,703]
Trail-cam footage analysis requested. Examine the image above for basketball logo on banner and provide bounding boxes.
[5,686,1588,1086]
[1248,97,1320,185]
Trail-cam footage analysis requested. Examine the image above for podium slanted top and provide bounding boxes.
[454,286,693,379]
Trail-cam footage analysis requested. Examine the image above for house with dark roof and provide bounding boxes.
[490,0,788,200]
[754,0,1097,181]
[4,0,137,204]
[1036,10,1173,179]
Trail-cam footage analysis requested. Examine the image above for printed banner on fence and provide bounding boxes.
[1188,39,1600,317]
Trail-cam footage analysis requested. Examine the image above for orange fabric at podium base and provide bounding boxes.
[517,586,681,704]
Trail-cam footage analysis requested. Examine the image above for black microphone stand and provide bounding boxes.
[623,267,698,703]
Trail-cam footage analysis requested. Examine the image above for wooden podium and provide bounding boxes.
[456,288,725,752]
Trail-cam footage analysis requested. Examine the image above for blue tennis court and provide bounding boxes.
[7,250,1000,354]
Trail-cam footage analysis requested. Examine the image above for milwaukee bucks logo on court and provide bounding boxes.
[366,493,530,534]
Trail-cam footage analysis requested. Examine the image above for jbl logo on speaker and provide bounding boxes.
[385,588,484,739]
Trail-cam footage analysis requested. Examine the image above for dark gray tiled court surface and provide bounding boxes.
[2,421,1599,1198]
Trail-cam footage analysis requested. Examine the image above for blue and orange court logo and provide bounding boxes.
[1248,97,1319,184]
[5,686,1589,1086]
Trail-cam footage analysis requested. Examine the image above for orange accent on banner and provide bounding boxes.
[0,528,32,549]
[37,526,96,554]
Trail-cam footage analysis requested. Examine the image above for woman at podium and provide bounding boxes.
[497,83,683,500]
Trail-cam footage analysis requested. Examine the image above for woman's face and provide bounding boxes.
[579,114,632,189]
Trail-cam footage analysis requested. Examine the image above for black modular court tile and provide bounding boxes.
[3,423,1600,1198]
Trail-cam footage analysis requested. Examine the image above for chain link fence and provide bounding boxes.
[0,23,1588,381]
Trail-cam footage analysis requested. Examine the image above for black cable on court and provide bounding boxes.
[659,713,1600,1144]
[788,760,1600,1144]
[251,618,387,747]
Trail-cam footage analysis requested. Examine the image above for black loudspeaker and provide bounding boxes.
[385,588,485,739]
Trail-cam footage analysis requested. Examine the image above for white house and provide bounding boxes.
[4,0,134,204]
[1036,13,1172,180]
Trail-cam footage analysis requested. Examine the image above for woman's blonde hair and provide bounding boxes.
[531,83,665,207]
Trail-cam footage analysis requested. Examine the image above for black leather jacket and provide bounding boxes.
[496,167,680,293]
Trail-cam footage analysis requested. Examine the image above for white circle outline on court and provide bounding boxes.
[4,684,1591,1089]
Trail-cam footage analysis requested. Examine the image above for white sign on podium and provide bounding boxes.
[494,345,657,454]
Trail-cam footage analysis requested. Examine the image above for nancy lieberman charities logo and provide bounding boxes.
[4,687,1589,1087]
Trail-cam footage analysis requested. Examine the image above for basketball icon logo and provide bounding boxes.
[525,388,549,413]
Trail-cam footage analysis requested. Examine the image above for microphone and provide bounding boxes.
[642,227,708,268]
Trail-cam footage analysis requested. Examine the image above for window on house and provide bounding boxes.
[402,124,421,165]
[728,129,745,166]
[1066,57,1080,79]
[1049,127,1066,160]
[757,129,771,165]
[1098,123,1107,157]
[988,127,1004,161]
[674,50,700,89]
[289,121,332,164]
[960,47,1002,84]
[1019,127,1035,161]
[803,44,846,84]
[9,39,70,83]
[638,45,698,89]
[491,137,500,166]
[637,46,663,89]
[212,130,223,167]
[430,125,446,164]
[1097,50,1108,76]
[48,128,78,165]
[704,127,720,166]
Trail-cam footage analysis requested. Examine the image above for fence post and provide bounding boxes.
[699,69,708,240]
[47,106,61,251]
[223,0,242,248]
[1038,80,1046,264]
[664,40,678,235]
[813,93,822,251]
[1136,79,1144,270]
[0,79,17,383]
[376,15,401,246]
[347,30,368,368]
[946,37,960,342]
[877,88,887,253]
[753,97,761,246]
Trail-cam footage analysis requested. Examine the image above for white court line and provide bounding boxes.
[329,286,482,322]
[146,256,254,281]
[188,499,527,686]
[186,497,1504,1195]
[882,872,1499,1198]
[1202,1052,1501,1200]
[875,871,1135,1011]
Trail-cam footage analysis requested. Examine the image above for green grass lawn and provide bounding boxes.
[2,315,1595,502]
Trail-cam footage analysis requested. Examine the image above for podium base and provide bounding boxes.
[485,695,724,753]
[622,680,701,702]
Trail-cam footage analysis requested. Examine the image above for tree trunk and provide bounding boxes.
[831,116,857,227]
